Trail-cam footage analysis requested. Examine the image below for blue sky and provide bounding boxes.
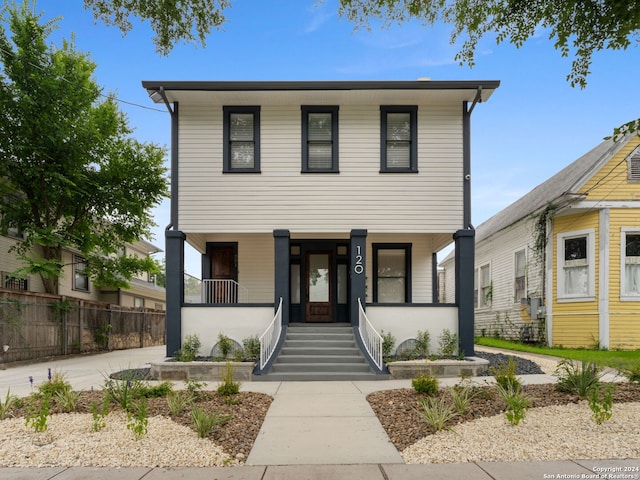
[17,0,640,274]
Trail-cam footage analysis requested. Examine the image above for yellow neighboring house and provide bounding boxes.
[441,133,640,349]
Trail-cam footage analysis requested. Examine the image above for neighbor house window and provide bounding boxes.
[134,297,144,308]
[3,273,28,291]
[223,106,261,172]
[373,244,411,303]
[627,146,640,182]
[479,263,491,308]
[301,106,339,172]
[380,106,417,172]
[73,255,89,292]
[621,228,640,299]
[557,229,595,300]
[514,249,526,303]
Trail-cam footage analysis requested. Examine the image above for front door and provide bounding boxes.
[306,251,332,322]
[210,245,237,303]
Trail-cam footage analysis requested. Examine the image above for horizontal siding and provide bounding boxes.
[0,236,45,293]
[178,104,463,233]
[579,137,640,200]
[609,314,640,349]
[551,211,600,347]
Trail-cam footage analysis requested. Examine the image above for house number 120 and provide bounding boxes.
[354,246,364,274]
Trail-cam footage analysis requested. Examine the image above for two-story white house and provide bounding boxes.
[143,80,499,377]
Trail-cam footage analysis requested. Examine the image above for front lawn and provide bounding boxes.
[475,337,640,373]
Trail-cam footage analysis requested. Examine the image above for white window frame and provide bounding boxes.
[514,249,527,304]
[557,229,595,301]
[478,263,491,309]
[620,227,640,301]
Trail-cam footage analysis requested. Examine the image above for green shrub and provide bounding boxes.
[412,374,439,395]
[490,357,522,392]
[191,406,231,438]
[496,383,530,426]
[178,334,201,362]
[449,382,477,414]
[620,364,640,383]
[554,359,602,398]
[126,398,149,441]
[413,330,430,357]
[167,390,194,416]
[91,397,110,432]
[25,395,51,432]
[438,329,458,357]
[242,335,261,362]
[381,330,396,357]
[54,389,80,413]
[589,383,614,425]
[217,361,240,396]
[217,332,234,359]
[38,371,71,398]
[139,381,173,398]
[414,396,458,432]
[103,371,145,411]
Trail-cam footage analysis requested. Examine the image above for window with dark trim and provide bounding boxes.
[380,106,418,172]
[373,244,411,303]
[301,106,339,173]
[73,255,89,292]
[223,106,261,173]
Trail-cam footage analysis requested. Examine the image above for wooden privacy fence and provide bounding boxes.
[0,289,165,364]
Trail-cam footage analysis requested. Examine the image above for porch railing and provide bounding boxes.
[358,298,383,371]
[259,297,283,370]
[201,279,249,304]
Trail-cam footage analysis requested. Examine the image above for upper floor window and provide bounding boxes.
[380,106,418,172]
[73,254,89,292]
[621,228,640,300]
[301,106,339,172]
[3,272,28,291]
[223,106,261,173]
[627,146,640,182]
[514,249,526,303]
[373,244,411,303]
[557,229,595,301]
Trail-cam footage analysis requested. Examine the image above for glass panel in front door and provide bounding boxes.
[308,254,329,302]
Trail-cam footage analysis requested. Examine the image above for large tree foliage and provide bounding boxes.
[0,3,168,294]
[84,0,231,55]
[339,0,640,136]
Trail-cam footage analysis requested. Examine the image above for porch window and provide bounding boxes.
[557,229,595,300]
[73,255,89,292]
[621,229,640,299]
[301,106,339,172]
[479,263,491,308]
[223,106,261,173]
[514,249,526,303]
[373,244,411,303]
[380,106,417,172]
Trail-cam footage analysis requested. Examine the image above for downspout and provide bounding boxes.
[463,86,482,229]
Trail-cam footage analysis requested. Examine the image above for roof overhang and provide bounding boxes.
[142,80,500,106]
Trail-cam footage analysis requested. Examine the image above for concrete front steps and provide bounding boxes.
[255,322,389,381]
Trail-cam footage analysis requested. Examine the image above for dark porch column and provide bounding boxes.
[273,230,290,324]
[165,229,186,357]
[454,229,475,356]
[350,229,367,325]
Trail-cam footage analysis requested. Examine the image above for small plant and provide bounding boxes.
[413,330,430,357]
[415,396,458,432]
[217,361,240,396]
[139,381,173,398]
[496,383,530,426]
[620,364,640,383]
[25,395,51,432]
[381,330,396,357]
[217,332,234,359]
[412,374,439,396]
[0,388,18,420]
[186,379,208,400]
[242,335,260,361]
[554,359,602,398]
[178,333,202,362]
[490,357,522,392]
[103,370,145,411]
[90,397,110,432]
[166,390,194,416]
[438,329,458,357]
[37,370,71,398]
[191,406,231,438]
[449,382,477,414]
[126,398,149,441]
[589,383,614,425]
[54,389,80,413]
[94,324,112,348]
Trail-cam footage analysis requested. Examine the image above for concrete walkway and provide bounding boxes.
[1,347,637,479]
